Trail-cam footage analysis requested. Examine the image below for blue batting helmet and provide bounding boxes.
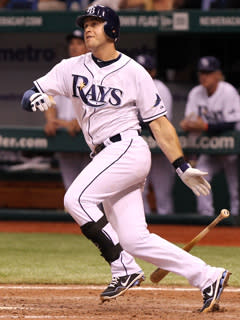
[198,56,221,72]
[135,54,156,70]
[76,5,120,42]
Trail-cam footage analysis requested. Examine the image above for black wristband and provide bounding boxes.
[172,156,186,169]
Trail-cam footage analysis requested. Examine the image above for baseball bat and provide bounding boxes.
[150,209,230,284]
[49,95,56,106]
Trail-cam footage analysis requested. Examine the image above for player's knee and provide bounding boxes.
[120,236,140,254]
[119,229,151,255]
[81,216,123,263]
[64,188,84,217]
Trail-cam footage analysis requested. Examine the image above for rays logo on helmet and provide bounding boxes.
[87,5,97,14]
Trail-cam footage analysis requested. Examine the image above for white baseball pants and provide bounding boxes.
[196,154,239,216]
[143,153,175,215]
[64,130,223,290]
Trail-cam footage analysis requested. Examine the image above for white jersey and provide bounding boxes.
[153,79,172,121]
[54,95,76,121]
[185,81,240,124]
[34,52,167,151]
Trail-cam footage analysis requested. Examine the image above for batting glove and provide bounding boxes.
[176,163,211,196]
[30,93,52,112]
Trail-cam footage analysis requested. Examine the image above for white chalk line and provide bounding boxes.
[0,316,81,319]
[0,285,239,292]
[0,316,238,320]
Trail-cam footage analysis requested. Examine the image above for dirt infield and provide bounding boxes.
[0,221,240,246]
[1,285,239,320]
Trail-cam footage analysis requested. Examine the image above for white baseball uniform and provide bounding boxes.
[33,52,222,289]
[53,95,90,189]
[185,81,240,216]
[142,79,175,215]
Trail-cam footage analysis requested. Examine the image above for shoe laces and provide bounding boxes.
[109,277,120,287]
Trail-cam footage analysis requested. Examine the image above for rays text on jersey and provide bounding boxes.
[72,74,123,107]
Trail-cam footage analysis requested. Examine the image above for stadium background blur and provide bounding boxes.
[1,3,240,221]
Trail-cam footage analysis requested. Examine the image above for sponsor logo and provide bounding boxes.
[206,285,214,297]
[0,16,42,27]
[0,46,55,62]
[142,134,235,151]
[179,135,235,150]
[121,276,131,287]
[173,12,189,31]
[0,135,48,149]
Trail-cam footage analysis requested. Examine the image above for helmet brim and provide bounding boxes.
[76,14,104,29]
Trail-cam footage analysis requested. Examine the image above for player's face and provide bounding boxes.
[68,38,87,58]
[83,17,108,52]
[198,71,221,92]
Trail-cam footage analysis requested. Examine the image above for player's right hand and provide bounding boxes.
[44,120,58,136]
[30,93,52,112]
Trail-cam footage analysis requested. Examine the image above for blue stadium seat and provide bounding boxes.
[7,0,38,10]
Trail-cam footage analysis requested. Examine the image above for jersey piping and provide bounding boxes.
[84,57,94,79]
[88,109,97,146]
[78,139,133,221]
[142,110,167,122]
[34,81,45,93]
[101,59,131,85]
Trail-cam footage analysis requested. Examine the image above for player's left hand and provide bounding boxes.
[177,166,211,196]
[30,93,52,112]
[53,119,81,137]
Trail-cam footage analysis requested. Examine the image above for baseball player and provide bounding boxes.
[135,54,175,215]
[180,56,240,216]
[44,29,90,189]
[21,6,230,312]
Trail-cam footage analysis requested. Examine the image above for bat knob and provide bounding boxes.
[221,209,230,218]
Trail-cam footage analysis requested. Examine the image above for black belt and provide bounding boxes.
[94,131,140,156]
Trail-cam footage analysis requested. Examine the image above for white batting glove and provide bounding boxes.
[176,164,211,196]
[30,93,52,112]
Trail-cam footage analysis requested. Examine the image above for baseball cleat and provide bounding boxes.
[100,271,145,302]
[200,269,231,312]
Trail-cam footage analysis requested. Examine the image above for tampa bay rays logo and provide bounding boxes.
[72,74,123,107]
[154,94,161,107]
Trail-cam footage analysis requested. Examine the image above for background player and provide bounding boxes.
[21,6,230,312]
[135,53,175,215]
[44,29,90,189]
[180,56,240,216]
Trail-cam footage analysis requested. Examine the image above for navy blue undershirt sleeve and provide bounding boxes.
[21,86,39,112]
[208,122,235,133]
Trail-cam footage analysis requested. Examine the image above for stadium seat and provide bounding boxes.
[7,0,38,10]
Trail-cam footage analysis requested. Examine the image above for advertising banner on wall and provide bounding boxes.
[0,33,67,126]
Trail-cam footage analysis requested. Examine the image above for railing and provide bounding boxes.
[0,126,239,154]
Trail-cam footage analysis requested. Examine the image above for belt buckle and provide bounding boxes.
[94,143,105,155]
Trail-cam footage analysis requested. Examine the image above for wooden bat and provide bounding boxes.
[150,209,230,284]
[49,95,56,106]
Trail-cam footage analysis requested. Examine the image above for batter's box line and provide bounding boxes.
[0,285,239,292]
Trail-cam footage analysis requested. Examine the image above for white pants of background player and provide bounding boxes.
[64,130,223,290]
[196,154,239,216]
[143,153,175,215]
[57,152,90,189]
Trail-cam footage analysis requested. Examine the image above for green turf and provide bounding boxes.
[0,232,239,286]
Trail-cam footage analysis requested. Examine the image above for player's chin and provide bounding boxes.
[85,38,95,47]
